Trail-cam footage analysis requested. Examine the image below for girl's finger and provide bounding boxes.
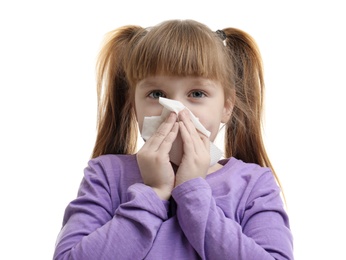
[178,110,196,134]
[179,109,208,151]
[178,120,194,152]
[145,112,177,150]
[157,122,179,154]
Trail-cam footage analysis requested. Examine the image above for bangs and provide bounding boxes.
[125,20,230,87]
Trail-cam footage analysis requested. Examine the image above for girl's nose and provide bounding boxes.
[169,96,188,108]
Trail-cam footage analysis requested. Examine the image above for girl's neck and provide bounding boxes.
[207,162,223,175]
[170,162,223,175]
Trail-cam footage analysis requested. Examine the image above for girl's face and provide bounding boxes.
[135,75,232,142]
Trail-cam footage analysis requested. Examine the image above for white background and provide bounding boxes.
[1,1,345,259]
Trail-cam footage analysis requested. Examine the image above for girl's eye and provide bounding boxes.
[189,90,206,98]
[148,90,166,99]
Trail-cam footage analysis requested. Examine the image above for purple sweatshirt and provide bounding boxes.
[53,154,293,259]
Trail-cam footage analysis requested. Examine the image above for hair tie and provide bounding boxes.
[216,30,227,46]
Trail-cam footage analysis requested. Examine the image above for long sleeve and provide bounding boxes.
[54,155,293,259]
[172,169,293,259]
[53,156,169,260]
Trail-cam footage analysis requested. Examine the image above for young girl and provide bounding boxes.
[54,19,293,259]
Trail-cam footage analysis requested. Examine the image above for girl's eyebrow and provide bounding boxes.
[189,79,217,89]
[137,79,161,89]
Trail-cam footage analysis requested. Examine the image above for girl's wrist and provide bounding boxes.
[152,187,171,200]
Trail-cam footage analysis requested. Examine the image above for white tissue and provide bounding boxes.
[141,97,223,166]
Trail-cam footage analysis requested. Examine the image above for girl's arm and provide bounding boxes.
[53,158,168,260]
[172,172,294,260]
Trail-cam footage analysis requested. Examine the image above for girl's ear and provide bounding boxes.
[221,98,234,123]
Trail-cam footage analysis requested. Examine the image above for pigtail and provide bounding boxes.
[91,26,143,158]
[223,28,283,190]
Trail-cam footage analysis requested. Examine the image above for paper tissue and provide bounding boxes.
[141,97,223,166]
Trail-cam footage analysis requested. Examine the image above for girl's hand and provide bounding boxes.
[137,112,179,200]
[175,109,210,187]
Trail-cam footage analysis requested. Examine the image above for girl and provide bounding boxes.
[54,19,293,259]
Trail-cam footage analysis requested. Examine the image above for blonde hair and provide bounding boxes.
[92,19,282,190]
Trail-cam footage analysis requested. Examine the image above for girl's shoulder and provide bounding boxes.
[82,154,142,203]
[212,157,272,178]
[207,157,279,195]
[207,157,283,221]
[85,154,141,183]
[89,154,138,169]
